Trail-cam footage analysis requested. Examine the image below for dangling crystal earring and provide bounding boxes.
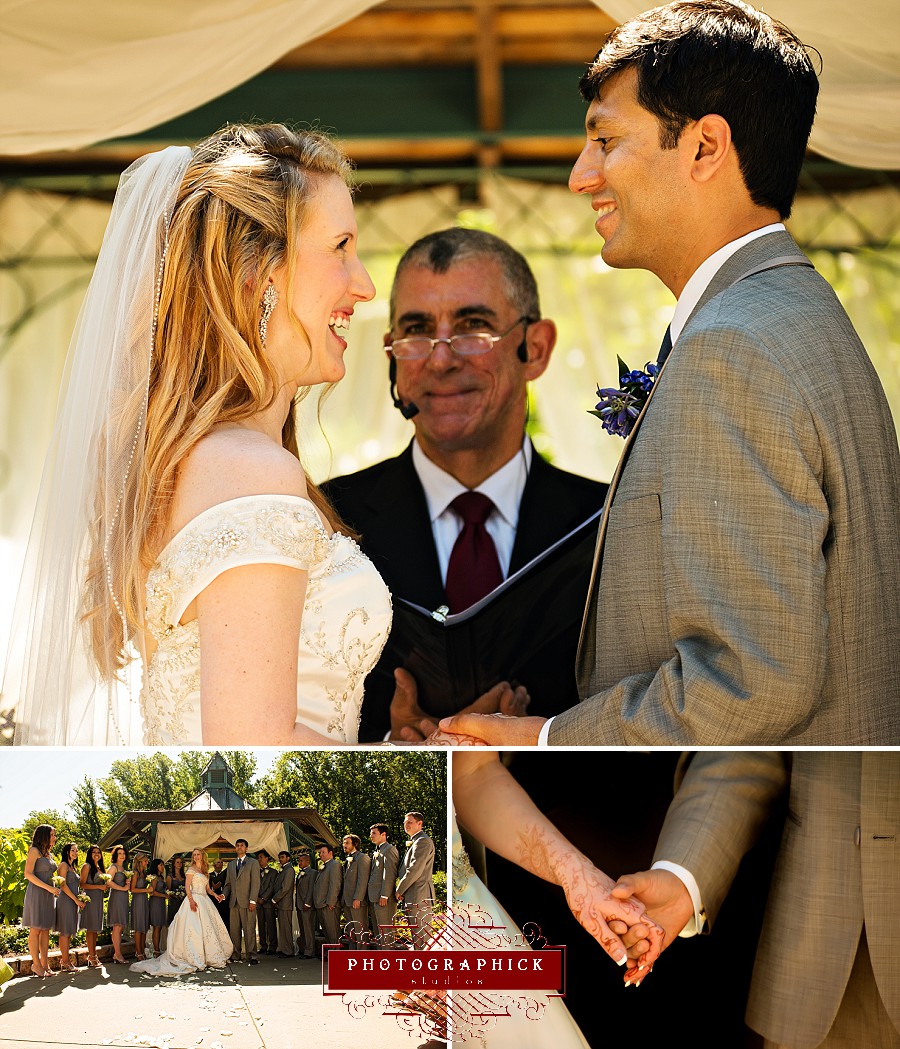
[259,283,278,346]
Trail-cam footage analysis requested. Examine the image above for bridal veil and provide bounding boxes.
[5,146,192,744]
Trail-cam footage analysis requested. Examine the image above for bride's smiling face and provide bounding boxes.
[266,174,375,389]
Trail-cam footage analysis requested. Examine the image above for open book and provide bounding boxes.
[378,509,601,718]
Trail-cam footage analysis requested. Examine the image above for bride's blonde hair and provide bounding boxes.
[84,123,354,679]
[190,849,209,875]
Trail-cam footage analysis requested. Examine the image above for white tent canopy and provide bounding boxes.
[153,820,288,864]
[1,0,898,168]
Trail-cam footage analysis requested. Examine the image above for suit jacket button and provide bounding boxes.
[854,825,861,846]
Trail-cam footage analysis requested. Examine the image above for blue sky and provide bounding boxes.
[0,748,287,829]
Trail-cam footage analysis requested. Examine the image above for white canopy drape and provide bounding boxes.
[1,1,898,167]
[153,821,288,864]
[596,1,900,169]
[0,0,380,155]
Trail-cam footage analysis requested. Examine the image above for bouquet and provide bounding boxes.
[168,887,186,900]
[96,872,112,884]
[77,891,91,904]
[52,875,65,888]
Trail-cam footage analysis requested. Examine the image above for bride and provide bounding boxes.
[8,123,391,746]
[131,849,233,975]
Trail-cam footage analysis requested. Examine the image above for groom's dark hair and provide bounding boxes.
[579,0,819,218]
[235,838,249,847]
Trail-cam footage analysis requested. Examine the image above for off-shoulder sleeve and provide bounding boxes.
[145,496,331,639]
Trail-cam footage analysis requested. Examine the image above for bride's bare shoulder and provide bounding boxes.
[167,428,309,538]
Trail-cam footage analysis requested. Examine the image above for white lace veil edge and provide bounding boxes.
[4,146,192,745]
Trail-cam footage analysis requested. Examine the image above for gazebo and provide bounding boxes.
[98,752,338,864]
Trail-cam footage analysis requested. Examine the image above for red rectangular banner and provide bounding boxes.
[327,949,565,991]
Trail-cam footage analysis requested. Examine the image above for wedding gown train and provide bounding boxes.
[130,871,232,975]
[140,494,392,745]
[452,814,590,1048]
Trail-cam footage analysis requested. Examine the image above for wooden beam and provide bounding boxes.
[475,0,503,135]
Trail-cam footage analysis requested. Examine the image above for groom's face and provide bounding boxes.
[235,842,247,858]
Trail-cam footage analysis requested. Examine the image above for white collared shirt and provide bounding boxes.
[411,437,532,583]
[537,221,785,755]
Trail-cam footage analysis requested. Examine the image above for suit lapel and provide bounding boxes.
[511,448,588,570]
[577,231,811,656]
[363,443,445,607]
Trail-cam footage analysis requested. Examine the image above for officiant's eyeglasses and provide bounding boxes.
[389,316,531,360]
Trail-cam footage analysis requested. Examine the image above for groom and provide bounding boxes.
[226,839,260,964]
[442,0,900,747]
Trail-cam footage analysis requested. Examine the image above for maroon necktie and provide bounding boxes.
[444,491,504,613]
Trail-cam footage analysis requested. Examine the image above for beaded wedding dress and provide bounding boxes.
[451,814,590,1048]
[140,494,392,745]
[130,870,233,975]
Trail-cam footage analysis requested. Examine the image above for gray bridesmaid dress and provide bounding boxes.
[53,866,81,935]
[107,868,129,928]
[22,854,57,930]
[167,871,186,924]
[148,875,167,927]
[131,873,149,934]
[80,867,106,931]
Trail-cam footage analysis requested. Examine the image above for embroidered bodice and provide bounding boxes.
[141,494,392,745]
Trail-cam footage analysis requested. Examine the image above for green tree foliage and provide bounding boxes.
[69,777,110,844]
[255,751,447,870]
[22,809,80,847]
[0,832,29,923]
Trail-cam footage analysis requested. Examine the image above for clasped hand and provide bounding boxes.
[388,667,531,744]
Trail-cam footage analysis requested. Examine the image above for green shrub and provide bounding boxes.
[0,834,28,924]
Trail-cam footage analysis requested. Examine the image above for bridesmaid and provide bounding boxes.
[54,842,86,971]
[22,824,60,977]
[107,845,130,964]
[167,855,186,925]
[79,844,107,967]
[147,858,168,957]
[130,855,152,961]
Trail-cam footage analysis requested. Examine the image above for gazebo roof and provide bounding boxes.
[99,807,339,851]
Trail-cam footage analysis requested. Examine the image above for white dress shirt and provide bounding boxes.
[411,437,532,583]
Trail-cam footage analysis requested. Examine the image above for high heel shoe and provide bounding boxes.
[111,956,127,965]
[29,964,46,978]
[87,956,100,968]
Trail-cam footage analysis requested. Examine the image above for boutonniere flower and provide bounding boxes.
[590,358,660,438]
[405,840,414,848]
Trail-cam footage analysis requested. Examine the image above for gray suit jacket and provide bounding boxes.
[368,843,400,903]
[342,851,371,908]
[553,231,900,745]
[396,832,435,905]
[654,751,900,1048]
[225,855,260,908]
[273,863,294,910]
[313,859,342,909]
[257,865,277,905]
[295,866,317,908]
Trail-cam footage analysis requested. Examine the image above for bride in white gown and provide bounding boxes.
[9,123,392,746]
[131,850,232,975]
[451,752,664,1047]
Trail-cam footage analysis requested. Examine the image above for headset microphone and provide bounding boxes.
[516,340,528,363]
[389,357,420,419]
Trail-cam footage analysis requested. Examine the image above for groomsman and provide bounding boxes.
[314,844,343,947]
[225,839,259,964]
[273,851,296,957]
[255,850,278,955]
[368,823,400,943]
[341,834,372,945]
[294,851,317,959]
[396,812,435,949]
[209,859,230,927]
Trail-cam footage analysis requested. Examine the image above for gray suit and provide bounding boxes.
[256,864,278,953]
[273,861,295,956]
[397,831,435,948]
[552,231,900,745]
[368,842,400,941]
[341,850,371,945]
[313,858,342,946]
[225,854,260,960]
[295,866,317,957]
[655,752,900,1048]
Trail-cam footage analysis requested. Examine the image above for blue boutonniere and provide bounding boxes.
[590,357,660,438]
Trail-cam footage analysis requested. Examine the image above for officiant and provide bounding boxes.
[324,228,607,742]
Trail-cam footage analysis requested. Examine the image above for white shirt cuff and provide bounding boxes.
[651,860,706,936]
[537,717,554,747]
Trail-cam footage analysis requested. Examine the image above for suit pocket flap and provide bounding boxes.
[611,492,661,528]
